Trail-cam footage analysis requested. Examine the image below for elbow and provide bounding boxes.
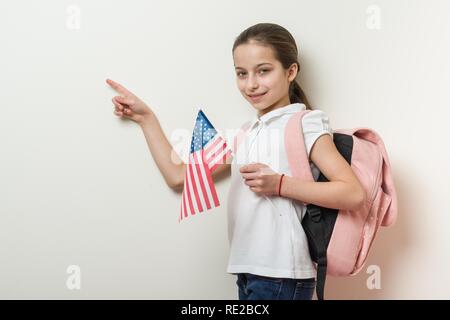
[169,164,186,192]
[169,179,183,192]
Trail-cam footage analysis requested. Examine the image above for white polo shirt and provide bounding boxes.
[226,102,333,279]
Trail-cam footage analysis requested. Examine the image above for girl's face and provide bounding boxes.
[233,40,298,117]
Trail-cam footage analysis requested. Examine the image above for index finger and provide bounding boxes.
[106,78,131,95]
[240,164,256,173]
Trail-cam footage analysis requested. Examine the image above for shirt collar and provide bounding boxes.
[248,102,306,131]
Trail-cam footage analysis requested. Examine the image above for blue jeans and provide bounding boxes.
[236,273,316,300]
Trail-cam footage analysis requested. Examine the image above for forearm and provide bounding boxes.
[139,114,184,189]
[280,175,365,211]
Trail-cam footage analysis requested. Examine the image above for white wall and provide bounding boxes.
[1,0,449,299]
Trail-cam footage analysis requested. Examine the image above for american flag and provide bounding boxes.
[179,109,232,222]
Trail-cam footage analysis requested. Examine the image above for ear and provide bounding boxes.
[287,62,299,82]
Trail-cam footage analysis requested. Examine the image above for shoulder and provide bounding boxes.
[301,109,332,133]
[300,109,333,159]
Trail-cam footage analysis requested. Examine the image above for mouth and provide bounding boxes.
[248,92,267,101]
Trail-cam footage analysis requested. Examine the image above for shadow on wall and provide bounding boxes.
[324,165,413,299]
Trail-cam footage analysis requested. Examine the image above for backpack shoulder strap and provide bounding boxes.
[284,109,317,206]
[284,109,315,182]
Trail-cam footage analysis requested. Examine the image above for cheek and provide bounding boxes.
[260,75,280,92]
[236,80,246,93]
[266,77,286,98]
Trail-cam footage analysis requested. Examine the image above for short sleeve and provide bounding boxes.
[301,109,333,160]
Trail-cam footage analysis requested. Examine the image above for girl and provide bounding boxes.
[106,23,366,300]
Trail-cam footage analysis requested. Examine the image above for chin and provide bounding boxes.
[250,103,267,111]
[254,102,272,110]
[248,98,269,107]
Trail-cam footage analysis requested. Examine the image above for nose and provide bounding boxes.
[247,74,259,90]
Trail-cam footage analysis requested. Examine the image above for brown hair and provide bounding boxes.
[232,23,312,110]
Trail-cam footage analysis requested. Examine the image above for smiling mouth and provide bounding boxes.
[248,92,267,97]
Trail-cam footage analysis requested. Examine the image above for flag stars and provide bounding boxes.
[190,111,218,152]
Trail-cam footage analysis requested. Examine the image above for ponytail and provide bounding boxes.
[289,80,312,110]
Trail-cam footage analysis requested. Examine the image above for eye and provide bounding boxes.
[259,69,269,74]
[237,71,246,77]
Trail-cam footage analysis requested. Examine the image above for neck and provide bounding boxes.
[257,97,292,117]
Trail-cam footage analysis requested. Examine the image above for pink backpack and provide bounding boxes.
[233,109,398,300]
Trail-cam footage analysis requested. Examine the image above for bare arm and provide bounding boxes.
[240,134,366,211]
[140,115,232,191]
[107,78,186,189]
[107,78,232,191]
[280,134,366,210]
[138,115,188,190]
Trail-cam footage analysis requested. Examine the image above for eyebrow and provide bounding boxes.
[234,62,272,70]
